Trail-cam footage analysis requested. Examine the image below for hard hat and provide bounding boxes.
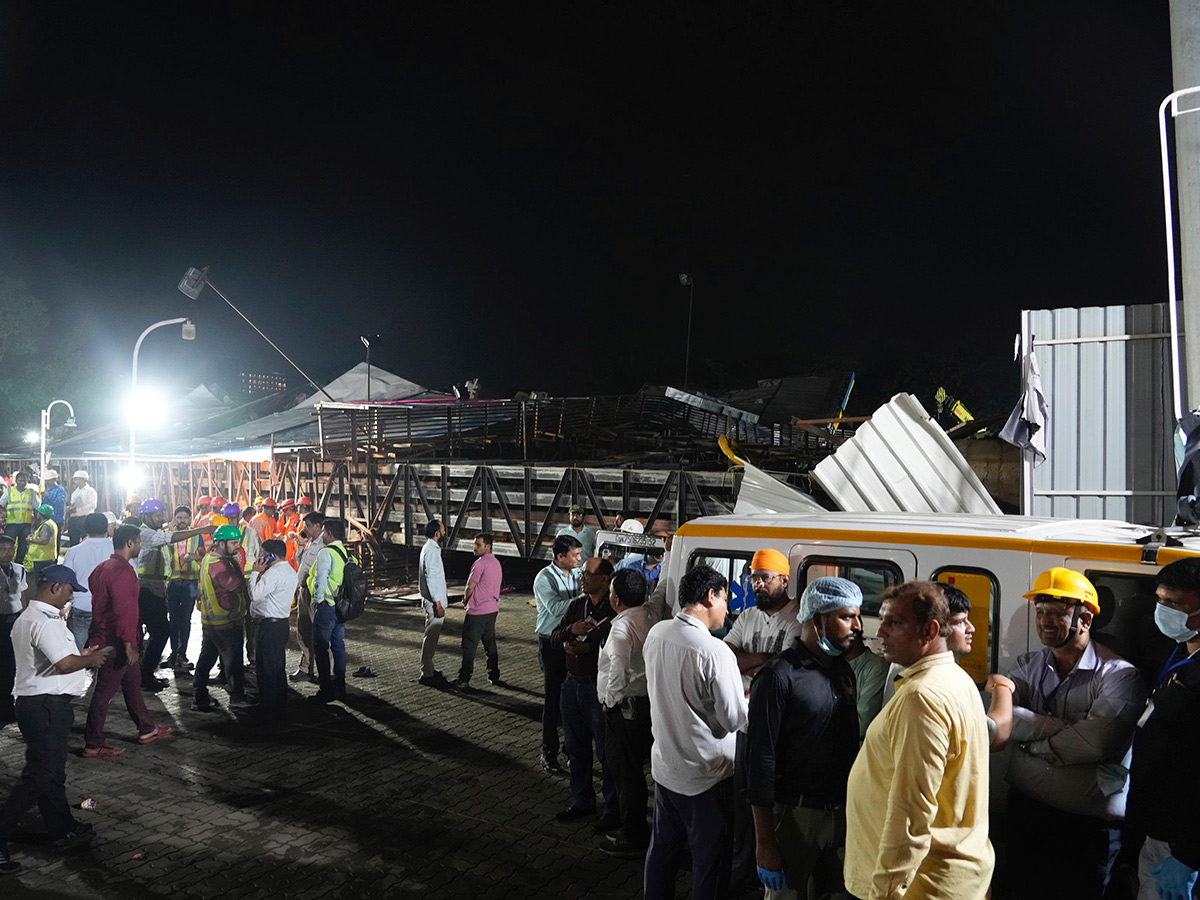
[125,495,142,507]
[298,496,314,507]
[72,470,89,480]
[36,504,53,516]
[42,469,58,480]
[212,496,227,507]
[279,499,296,511]
[254,495,265,505]
[618,519,644,534]
[197,495,213,506]
[209,515,228,527]
[139,499,166,515]
[262,498,277,508]
[1023,567,1100,614]
[212,524,242,542]
[222,503,240,518]
[103,511,119,524]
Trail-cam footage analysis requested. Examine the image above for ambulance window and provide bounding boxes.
[931,568,998,685]
[686,550,756,612]
[1083,570,1175,686]
[800,557,902,617]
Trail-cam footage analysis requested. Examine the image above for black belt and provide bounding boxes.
[793,795,843,811]
[566,672,596,685]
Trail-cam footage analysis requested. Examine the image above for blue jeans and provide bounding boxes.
[559,675,617,815]
[312,601,346,693]
[166,580,198,656]
[66,609,91,653]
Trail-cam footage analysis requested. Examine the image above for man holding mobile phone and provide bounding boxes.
[549,557,618,831]
[249,539,298,720]
[0,564,109,874]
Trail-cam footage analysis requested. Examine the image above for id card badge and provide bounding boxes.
[1136,698,1155,729]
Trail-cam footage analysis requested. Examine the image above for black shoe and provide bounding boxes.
[417,674,445,687]
[540,752,565,775]
[145,675,169,689]
[554,806,595,823]
[602,836,648,857]
[191,698,221,712]
[52,824,94,849]
[593,814,622,834]
[452,677,470,688]
[0,842,20,875]
[488,674,502,686]
[307,690,338,704]
[228,695,256,708]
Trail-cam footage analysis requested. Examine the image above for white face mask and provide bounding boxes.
[1155,603,1199,643]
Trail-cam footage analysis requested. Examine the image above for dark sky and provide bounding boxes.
[0,3,1175,423]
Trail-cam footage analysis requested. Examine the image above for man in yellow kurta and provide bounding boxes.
[845,581,993,900]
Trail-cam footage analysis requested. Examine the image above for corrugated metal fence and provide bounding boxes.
[1027,303,1179,525]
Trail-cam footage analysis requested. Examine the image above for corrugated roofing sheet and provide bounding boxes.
[812,393,1002,515]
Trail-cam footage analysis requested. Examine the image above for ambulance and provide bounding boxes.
[662,511,1199,684]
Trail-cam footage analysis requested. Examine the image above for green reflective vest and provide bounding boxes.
[198,552,248,627]
[23,520,57,569]
[306,542,346,605]
[4,486,36,525]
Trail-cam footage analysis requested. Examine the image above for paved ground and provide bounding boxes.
[0,590,701,900]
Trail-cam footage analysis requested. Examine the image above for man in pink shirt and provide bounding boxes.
[454,533,503,688]
[82,524,172,757]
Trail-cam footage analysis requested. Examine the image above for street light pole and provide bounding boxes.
[678,274,694,388]
[129,318,195,483]
[39,400,76,488]
[361,335,371,403]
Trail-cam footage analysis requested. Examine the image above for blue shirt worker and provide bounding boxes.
[39,470,66,530]
[534,533,582,774]
[306,518,350,704]
[1126,558,1200,900]
[555,505,596,564]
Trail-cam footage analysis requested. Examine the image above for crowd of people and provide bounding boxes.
[1,488,1198,900]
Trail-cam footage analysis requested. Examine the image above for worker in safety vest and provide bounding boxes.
[249,499,278,541]
[237,506,262,664]
[192,524,250,711]
[23,505,59,595]
[278,499,299,569]
[166,505,205,670]
[306,517,349,704]
[192,496,213,529]
[0,471,39,564]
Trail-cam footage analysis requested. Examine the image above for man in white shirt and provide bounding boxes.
[0,535,27,725]
[61,514,114,652]
[598,567,656,856]
[0,564,108,874]
[248,539,299,720]
[292,511,326,682]
[66,471,98,548]
[644,563,748,900]
[417,519,448,686]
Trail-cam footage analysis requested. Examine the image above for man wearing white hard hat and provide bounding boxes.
[66,471,97,548]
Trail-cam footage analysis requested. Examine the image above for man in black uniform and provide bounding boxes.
[1126,558,1200,900]
[747,576,863,898]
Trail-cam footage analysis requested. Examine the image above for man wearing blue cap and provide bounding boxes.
[748,576,863,899]
[0,564,109,875]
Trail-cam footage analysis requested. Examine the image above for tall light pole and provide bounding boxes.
[678,273,694,388]
[39,400,76,487]
[128,318,195,487]
[179,266,335,403]
[361,335,372,402]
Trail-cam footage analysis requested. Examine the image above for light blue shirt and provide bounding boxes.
[418,539,447,608]
[533,563,578,636]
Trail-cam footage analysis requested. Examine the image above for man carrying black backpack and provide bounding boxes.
[305,519,351,704]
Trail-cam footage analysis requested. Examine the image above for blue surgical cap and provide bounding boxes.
[799,576,863,623]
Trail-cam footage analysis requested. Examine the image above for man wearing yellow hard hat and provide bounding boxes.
[1000,567,1147,900]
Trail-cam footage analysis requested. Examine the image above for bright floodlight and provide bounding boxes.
[127,390,167,429]
[24,432,37,444]
[182,320,196,340]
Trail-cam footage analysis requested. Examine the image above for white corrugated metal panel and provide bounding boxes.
[1028,304,1178,525]
[812,393,1002,514]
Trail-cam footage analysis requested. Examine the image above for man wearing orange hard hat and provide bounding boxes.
[999,567,1147,900]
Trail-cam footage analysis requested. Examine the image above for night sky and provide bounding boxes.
[0,3,1175,426]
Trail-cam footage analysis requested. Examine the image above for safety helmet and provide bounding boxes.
[254,495,265,505]
[197,495,213,506]
[208,515,228,527]
[139,499,166,515]
[262,498,277,508]
[1023,567,1100,614]
[279,499,296,511]
[72,470,89,480]
[125,495,142,508]
[222,503,240,518]
[212,524,242,542]
[212,496,227,507]
[36,504,53,517]
[298,496,314,507]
